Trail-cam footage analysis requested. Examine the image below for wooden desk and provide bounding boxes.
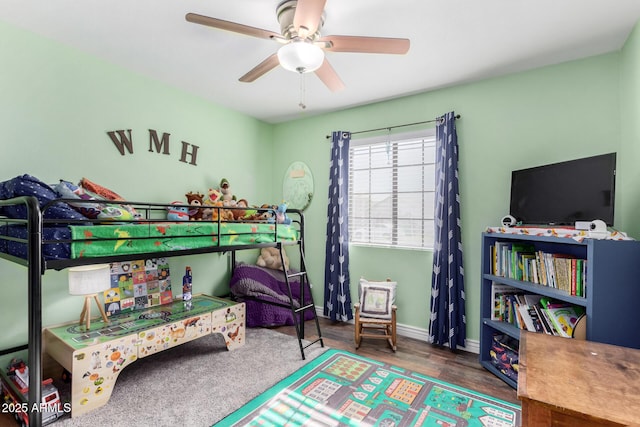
[44,294,245,418]
[517,331,640,426]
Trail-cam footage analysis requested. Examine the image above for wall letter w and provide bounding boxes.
[107,129,134,155]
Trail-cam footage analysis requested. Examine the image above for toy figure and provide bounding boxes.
[275,203,291,225]
[167,201,189,221]
[220,178,236,204]
[183,266,192,302]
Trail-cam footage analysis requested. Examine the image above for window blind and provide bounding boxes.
[349,131,436,249]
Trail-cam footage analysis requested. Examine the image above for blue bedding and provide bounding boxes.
[0,225,71,260]
[0,174,87,221]
[0,174,85,260]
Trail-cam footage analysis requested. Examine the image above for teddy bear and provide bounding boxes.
[239,203,267,221]
[185,191,205,221]
[256,247,289,271]
[230,198,249,220]
[202,201,234,222]
[219,203,235,221]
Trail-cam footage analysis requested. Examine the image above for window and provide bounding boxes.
[348,129,436,249]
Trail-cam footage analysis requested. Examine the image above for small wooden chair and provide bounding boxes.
[354,278,397,352]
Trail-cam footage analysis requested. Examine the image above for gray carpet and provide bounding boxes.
[53,328,327,427]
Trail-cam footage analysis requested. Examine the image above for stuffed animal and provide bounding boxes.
[256,247,289,271]
[243,204,273,222]
[231,198,249,220]
[185,191,205,221]
[202,202,234,222]
[259,204,276,222]
[275,203,292,225]
[203,188,222,206]
[239,203,267,221]
[97,206,135,221]
[219,178,236,204]
[219,202,235,221]
[167,201,190,221]
[202,188,222,221]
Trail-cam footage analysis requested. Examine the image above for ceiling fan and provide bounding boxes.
[185,0,410,92]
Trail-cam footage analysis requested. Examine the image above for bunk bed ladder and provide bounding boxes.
[279,241,324,360]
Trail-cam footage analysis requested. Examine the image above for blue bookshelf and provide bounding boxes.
[480,232,640,388]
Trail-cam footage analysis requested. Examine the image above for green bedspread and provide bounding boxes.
[70,221,298,258]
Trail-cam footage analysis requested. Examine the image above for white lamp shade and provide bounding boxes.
[68,264,111,295]
[277,41,325,73]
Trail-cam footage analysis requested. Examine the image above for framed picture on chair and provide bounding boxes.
[358,278,397,319]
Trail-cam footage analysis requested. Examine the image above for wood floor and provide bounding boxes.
[273,316,520,405]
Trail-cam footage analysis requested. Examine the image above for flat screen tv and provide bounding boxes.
[509,153,616,226]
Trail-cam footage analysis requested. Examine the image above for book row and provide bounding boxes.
[490,241,587,297]
[491,282,585,338]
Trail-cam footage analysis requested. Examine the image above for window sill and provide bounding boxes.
[349,242,433,252]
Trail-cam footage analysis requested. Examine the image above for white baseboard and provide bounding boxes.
[315,306,479,354]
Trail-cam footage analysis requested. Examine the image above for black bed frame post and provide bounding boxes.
[26,196,43,427]
[298,214,305,340]
[231,250,236,275]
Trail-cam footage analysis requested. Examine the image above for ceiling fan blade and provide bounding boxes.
[314,59,345,92]
[239,53,280,83]
[293,0,327,38]
[186,13,284,41]
[318,35,410,54]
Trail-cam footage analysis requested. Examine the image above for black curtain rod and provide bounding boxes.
[325,114,461,139]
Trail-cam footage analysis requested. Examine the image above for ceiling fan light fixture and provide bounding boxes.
[277,40,324,73]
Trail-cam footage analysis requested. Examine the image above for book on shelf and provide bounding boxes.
[512,243,535,281]
[545,305,584,337]
[521,253,536,282]
[536,250,547,286]
[570,259,576,296]
[490,284,587,338]
[491,283,552,333]
[544,252,557,289]
[539,297,585,338]
[493,241,510,276]
[490,241,587,297]
[552,255,571,293]
[575,258,582,297]
[525,306,545,333]
[491,282,517,321]
[533,304,555,335]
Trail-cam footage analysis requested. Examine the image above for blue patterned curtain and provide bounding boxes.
[324,131,353,322]
[429,112,466,349]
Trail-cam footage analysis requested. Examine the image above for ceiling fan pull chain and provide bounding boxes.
[298,71,307,110]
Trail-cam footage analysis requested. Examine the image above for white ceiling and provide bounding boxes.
[2,1,640,123]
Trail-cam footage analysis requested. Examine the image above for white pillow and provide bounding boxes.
[358,278,397,319]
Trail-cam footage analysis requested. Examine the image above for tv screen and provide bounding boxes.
[509,153,616,226]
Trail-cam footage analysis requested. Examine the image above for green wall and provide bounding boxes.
[620,21,640,238]
[2,17,639,351]
[273,51,624,341]
[0,21,273,348]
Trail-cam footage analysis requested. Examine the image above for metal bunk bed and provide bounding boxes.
[0,196,323,427]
